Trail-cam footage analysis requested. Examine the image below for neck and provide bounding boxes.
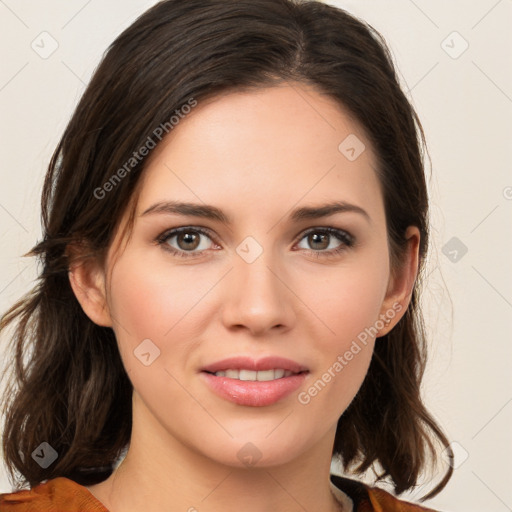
[88,396,346,512]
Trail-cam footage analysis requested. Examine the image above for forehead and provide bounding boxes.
[131,83,384,231]
[143,82,373,173]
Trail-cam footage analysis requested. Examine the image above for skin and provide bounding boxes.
[69,82,420,512]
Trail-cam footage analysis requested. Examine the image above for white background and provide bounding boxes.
[0,1,511,511]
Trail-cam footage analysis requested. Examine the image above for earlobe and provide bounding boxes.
[67,252,112,328]
[377,226,420,337]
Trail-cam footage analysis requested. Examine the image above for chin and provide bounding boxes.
[195,431,313,471]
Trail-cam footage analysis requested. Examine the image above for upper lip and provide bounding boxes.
[201,356,308,374]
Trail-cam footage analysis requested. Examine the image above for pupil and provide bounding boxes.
[310,233,328,250]
[179,232,199,250]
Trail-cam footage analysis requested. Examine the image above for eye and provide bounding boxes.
[156,227,217,258]
[155,225,355,259]
[295,227,355,257]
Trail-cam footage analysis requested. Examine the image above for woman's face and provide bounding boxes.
[95,82,412,469]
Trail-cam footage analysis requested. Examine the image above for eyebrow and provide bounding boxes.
[140,200,371,224]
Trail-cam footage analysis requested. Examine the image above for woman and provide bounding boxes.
[0,0,453,510]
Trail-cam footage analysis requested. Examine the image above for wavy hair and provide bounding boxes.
[0,0,452,500]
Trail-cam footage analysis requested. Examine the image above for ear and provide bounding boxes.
[376,226,420,337]
[67,245,112,328]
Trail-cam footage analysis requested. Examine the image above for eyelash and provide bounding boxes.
[155,226,355,260]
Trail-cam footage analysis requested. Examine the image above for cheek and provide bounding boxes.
[105,254,207,380]
[105,256,211,416]
[301,256,389,344]
[293,256,387,414]
[107,253,208,342]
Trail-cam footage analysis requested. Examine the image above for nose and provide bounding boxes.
[221,250,296,337]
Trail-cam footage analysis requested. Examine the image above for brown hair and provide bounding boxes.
[0,0,452,500]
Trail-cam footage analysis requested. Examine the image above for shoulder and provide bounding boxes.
[365,486,441,512]
[0,477,108,512]
[330,474,443,512]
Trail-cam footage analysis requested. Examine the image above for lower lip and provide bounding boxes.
[200,371,307,407]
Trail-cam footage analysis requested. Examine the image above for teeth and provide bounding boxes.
[213,369,296,381]
[255,369,274,381]
[239,369,257,381]
[274,369,285,379]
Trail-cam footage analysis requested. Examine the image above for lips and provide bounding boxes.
[200,356,309,407]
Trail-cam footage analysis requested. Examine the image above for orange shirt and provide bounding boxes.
[0,477,107,512]
[0,474,440,511]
